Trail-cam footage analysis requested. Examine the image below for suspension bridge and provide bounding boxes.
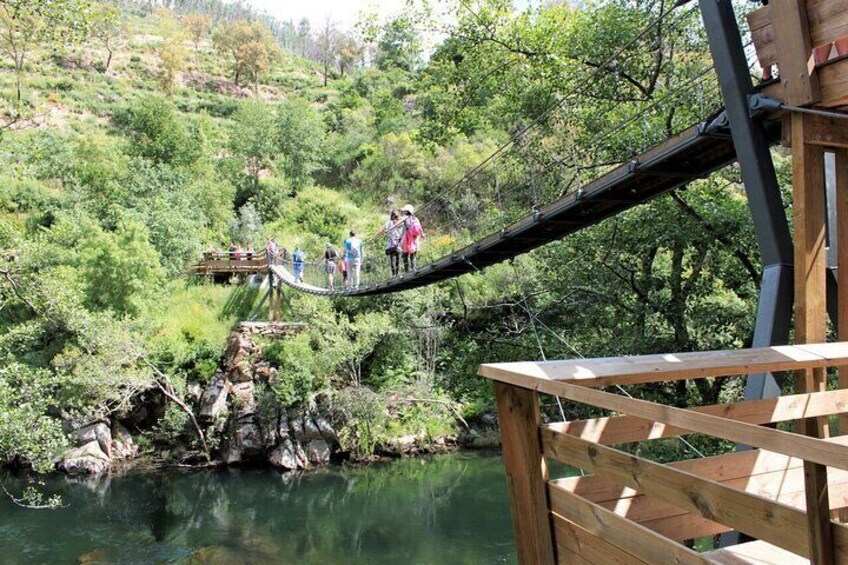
[195,0,848,562]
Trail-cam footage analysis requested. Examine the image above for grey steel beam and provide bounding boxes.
[699,0,794,401]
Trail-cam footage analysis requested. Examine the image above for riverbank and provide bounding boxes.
[50,321,499,479]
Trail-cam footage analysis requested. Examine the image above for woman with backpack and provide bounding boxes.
[400,205,425,272]
[377,209,403,277]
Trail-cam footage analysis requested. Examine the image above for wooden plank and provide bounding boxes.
[704,540,808,565]
[493,382,555,565]
[772,0,820,105]
[553,517,647,565]
[516,373,848,472]
[792,112,834,564]
[477,342,848,389]
[554,545,593,565]
[544,388,848,445]
[549,495,711,564]
[545,430,817,557]
[806,0,848,46]
[838,147,848,436]
[818,58,848,107]
[782,114,848,149]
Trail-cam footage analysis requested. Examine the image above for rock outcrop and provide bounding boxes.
[58,419,139,476]
[196,322,338,471]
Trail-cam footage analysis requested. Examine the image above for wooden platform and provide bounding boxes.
[480,343,848,564]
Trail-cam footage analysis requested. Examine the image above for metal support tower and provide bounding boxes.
[699,0,795,400]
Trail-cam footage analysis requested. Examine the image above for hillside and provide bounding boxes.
[0,0,784,484]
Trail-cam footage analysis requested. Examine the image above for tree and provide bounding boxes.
[182,13,210,50]
[336,32,361,77]
[118,95,197,166]
[212,20,281,93]
[276,99,326,193]
[0,0,93,105]
[316,17,338,87]
[90,2,125,72]
[155,10,187,95]
[229,100,277,192]
[296,17,310,57]
[376,16,421,72]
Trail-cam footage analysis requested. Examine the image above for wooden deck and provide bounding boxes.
[479,343,848,564]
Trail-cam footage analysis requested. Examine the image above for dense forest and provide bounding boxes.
[0,0,791,494]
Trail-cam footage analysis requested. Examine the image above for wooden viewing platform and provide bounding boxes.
[479,343,848,564]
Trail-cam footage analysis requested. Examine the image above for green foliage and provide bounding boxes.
[116,95,199,166]
[264,333,324,406]
[276,98,326,192]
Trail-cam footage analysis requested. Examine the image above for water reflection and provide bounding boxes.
[0,451,516,564]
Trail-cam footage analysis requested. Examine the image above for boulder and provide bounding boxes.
[71,422,112,458]
[314,416,338,444]
[289,415,305,442]
[110,421,138,460]
[268,439,300,471]
[223,422,263,464]
[229,359,253,383]
[198,374,229,422]
[59,441,110,476]
[230,382,256,418]
[302,418,323,442]
[305,439,330,465]
[276,412,289,443]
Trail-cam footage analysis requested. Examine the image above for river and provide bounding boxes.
[0,451,517,564]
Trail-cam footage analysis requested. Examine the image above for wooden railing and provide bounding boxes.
[192,249,270,275]
[479,342,848,564]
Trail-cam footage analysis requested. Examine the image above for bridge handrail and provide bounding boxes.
[480,342,848,564]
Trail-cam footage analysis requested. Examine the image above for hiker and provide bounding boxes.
[265,238,277,265]
[344,230,364,289]
[205,245,217,260]
[377,209,403,277]
[325,243,338,289]
[292,247,306,283]
[228,242,237,260]
[338,256,348,289]
[234,245,243,261]
[246,244,255,260]
[400,205,425,272]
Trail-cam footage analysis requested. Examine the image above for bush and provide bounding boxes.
[114,95,199,166]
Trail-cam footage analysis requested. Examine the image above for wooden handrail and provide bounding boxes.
[481,341,848,563]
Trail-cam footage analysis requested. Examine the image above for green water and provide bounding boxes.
[0,451,517,564]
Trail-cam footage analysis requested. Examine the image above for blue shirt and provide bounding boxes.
[344,237,363,261]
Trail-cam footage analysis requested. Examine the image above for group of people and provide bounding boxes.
[204,243,257,261]
[290,204,426,291]
[203,205,425,292]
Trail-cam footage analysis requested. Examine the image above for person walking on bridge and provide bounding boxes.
[344,230,364,289]
[292,247,306,283]
[400,205,425,272]
[324,243,338,290]
[377,209,403,277]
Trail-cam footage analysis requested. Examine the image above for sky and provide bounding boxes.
[244,0,415,30]
[242,0,537,31]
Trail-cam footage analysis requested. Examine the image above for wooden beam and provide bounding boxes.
[553,517,647,565]
[493,382,555,565]
[478,342,848,390]
[782,113,848,149]
[838,147,848,436]
[772,0,821,105]
[544,388,848,445]
[549,494,711,565]
[532,378,848,471]
[792,112,834,564]
[704,540,809,565]
[544,429,848,558]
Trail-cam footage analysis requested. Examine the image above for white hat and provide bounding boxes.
[401,204,415,214]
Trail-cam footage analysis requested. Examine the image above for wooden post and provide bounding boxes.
[792,113,834,564]
[493,382,555,565]
[772,0,821,106]
[838,147,848,437]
